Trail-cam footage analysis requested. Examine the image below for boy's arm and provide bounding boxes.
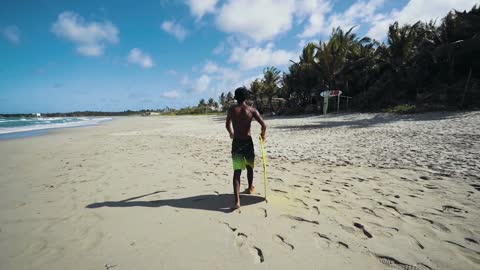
[252,109,267,141]
[225,108,234,139]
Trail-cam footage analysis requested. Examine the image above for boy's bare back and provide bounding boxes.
[227,104,264,140]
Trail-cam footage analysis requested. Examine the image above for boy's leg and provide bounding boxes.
[246,165,254,194]
[233,170,242,208]
[244,137,255,194]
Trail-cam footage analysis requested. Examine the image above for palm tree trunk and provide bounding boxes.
[461,67,472,108]
[269,96,274,113]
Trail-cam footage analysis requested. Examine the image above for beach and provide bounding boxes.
[0,112,479,270]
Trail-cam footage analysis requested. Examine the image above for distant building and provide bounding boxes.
[33,113,41,117]
[209,106,222,112]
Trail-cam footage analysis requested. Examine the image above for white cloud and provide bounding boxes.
[203,61,220,73]
[167,69,177,75]
[195,75,211,92]
[367,0,478,40]
[213,0,337,42]
[212,42,225,54]
[298,39,306,48]
[216,0,296,42]
[229,43,297,70]
[127,48,154,68]
[51,11,119,56]
[300,0,384,38]
[161,21,187,41]
[298,0,474,40]
[77,44,103,56]
[186,0,219,19]
[1,25,20,44]
[236,73,264,88]
[162,90,181,98]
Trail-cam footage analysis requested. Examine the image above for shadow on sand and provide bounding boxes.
[273,112,469,130]
[86,191,265,213]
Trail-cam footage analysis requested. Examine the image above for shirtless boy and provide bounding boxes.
[225,87,267,209]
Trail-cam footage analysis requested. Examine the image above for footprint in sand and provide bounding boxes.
[404,214,451,233]
[282,215,319,225]
[374,254,432,270]
[361,207,380,218]
[337,241,349,249]
[441,205,463,214]
[221,221,264,263]
[222,222,237,232]
[465,238,479,245]
[353,222,373,239]
[444,240,480,259]
[313,232,331,248]
[423,184,438,190]
[249,246,265,263]
[235,232,248,247]
[471,184,480,192]
[271,189,288,194]
[340,224,356,234]
[273,234,294,250]
[294,198,308,208]
[409,235,424,250]
[257,208,268,218]
[367,222,398,238]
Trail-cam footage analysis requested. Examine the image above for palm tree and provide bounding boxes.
[207,98,215,109]
[226,91,235,107]
[300,42,317,64]
[275,5,480,112]
[262,66,281,113]
[218,92,226,111]
[198,99,206,111]
[315,27,357,89]
[250,79,263,111]
[426,5,480,107]
[374,22,422,105]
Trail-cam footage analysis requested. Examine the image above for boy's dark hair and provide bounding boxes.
[234,86,249,103]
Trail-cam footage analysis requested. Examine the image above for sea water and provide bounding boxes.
[0,117,112,138]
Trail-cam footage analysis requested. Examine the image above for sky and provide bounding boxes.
[1,0,478,113]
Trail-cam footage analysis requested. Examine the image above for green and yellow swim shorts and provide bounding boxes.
[231,136,255,170]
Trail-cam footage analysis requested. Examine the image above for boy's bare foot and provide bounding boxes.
[233,202,241,209]
[247,186,255,194]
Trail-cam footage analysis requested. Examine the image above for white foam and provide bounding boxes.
[0,117,112,135]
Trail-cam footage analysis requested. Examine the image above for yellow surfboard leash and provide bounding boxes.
[259,135,268,202]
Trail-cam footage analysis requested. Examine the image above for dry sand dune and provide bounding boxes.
[0,112,479,270]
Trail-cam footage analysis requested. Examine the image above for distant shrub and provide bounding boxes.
[385,104,416,114]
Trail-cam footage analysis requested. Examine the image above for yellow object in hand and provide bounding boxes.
[259,135,268,202]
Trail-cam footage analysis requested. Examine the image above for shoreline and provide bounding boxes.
[0,117,114,140]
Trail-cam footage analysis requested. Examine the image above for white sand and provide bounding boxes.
[0,112,479,270]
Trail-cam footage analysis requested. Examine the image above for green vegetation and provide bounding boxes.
[159,98,222,116]
[201,5,480,115]
[384,104,417,114]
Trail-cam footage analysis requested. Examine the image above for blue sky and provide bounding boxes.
[1,0,477,113]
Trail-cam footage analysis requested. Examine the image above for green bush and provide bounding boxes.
[385,104,416,114]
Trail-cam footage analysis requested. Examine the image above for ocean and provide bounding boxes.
[0,117,112,139]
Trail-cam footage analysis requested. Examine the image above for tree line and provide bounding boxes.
[197,5,480,114]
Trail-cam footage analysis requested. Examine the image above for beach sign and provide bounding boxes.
[320,90,342,97]
[321,90,342,114]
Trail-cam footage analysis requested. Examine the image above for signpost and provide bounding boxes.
[320,90,342,115]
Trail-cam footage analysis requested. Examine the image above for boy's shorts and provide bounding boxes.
[231,136,255,170]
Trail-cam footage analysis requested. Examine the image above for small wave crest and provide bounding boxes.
[0,117,112,135]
